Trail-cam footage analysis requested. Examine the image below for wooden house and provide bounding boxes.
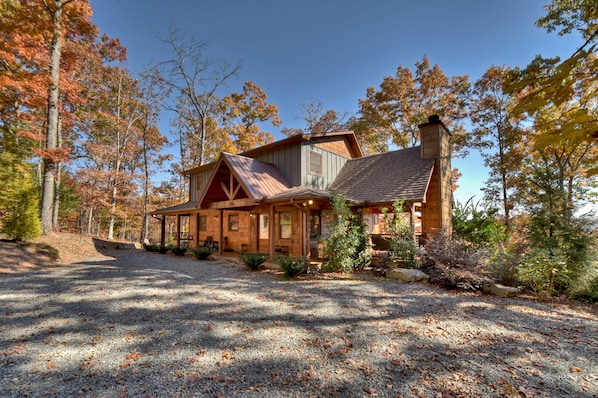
[151,115,453,259]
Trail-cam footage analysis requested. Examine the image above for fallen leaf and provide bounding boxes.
[570,366,583,373]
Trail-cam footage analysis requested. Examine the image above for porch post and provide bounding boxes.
[269,205,275,260]
[218,209,224,255]
[176,215,181,246]
[160,216,166,247]
[303,208,309,256]
[409,202,416,244]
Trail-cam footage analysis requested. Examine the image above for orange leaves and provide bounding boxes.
[120,351,140,368]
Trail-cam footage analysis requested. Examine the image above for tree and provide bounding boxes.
[281,99,350,136]
[351,55,470,155]
[153,27,240,167]
[220,81,281,151]
[469,66,526,230]
[0,151,42,241]
[0,0,124,235]
[133,73,170,242]
[507,0,598,173]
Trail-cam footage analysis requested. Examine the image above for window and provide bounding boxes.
[199,215,207,231]
[279,211,292,239]
[309,211,321,239]
[309,150,322,175]
[228,213,239,231]
[259,214,269,239]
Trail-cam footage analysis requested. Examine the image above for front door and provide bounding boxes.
[258,213,269,252]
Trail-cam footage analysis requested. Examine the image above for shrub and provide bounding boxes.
[143,244,160,252]
[239,252,268,270]
[278,255,308,277]
[517,248,570,298]
[381,201,417,268]
[323,192,366,272]
[453,198,506,250]
[569,273,598,303]
[0,151,42,242]
[192,246,213,260]
[171,246,188,256]
[486,240,527,286]
[422,232,491,290]
[156,245,169,254]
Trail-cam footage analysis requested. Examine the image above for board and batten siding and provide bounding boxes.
[252,143,303,187]
[189,167,214,202]
[301,143,349,190]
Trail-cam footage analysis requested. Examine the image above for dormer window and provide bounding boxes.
[309,150,322,175]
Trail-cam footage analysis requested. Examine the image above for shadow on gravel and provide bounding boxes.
[1,249,596,397]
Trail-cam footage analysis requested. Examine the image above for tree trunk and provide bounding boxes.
[41,1,64,235]
[141,127,150,243]
[87,206,93,235]
[52,116,63,229]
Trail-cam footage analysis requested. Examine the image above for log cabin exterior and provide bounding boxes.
[151,115,453,259]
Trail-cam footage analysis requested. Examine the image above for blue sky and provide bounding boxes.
[91,0,583,204]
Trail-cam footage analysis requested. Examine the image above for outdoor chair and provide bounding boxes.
[203,236,219,250]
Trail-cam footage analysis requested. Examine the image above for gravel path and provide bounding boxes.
[1,248,596,397]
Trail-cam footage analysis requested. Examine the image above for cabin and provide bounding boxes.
[151,115,453,259]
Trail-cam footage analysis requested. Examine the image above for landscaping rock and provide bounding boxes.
[385,268,430,282]
[482,283,520,298]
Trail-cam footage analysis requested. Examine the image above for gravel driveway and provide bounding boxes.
[1,248,596,397]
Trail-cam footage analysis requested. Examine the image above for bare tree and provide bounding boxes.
[281,99,350,136]
[152,26,241,166]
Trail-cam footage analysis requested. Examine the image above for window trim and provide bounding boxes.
[309,150,323,176]
[278,210,292,239]
[228,213,239,231]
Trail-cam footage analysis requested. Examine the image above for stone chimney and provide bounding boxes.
[418,115,453,239]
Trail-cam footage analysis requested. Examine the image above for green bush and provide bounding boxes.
[486,240,527,286]
[382,201,418,268]
[517,248,570,297]
[192,246,213,260]
[143,244,160,252]
[278,255,308,277]
[238,252,268,270]
[0,151,41,242]
[323,192,366,272]
[568,265,598,303]
[171,246,188,256]
[157,245,169,254]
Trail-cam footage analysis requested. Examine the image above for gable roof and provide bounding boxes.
[329,146,435,205]
[223,153,291,199]
[198,152,291,208]
[237,131,363,159]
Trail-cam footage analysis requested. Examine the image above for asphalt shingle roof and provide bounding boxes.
[329,146,434,204]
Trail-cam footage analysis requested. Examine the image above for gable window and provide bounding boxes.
[279,211,292,239]
[309,150,322,175]
[199,215,207,231]
[228,213,239,231]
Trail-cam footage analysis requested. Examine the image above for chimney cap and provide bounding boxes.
[428,114,440,123]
